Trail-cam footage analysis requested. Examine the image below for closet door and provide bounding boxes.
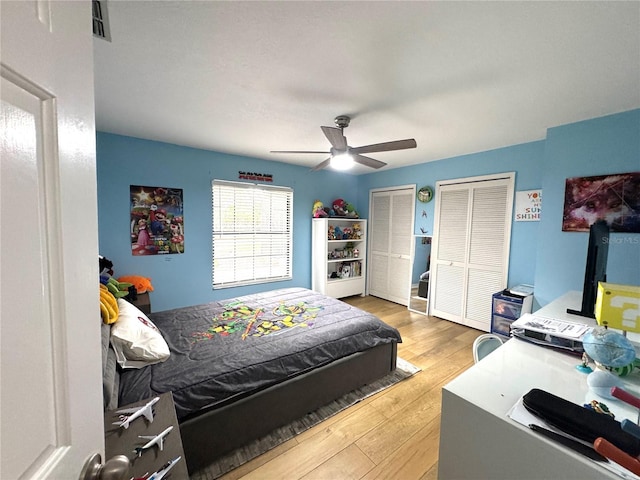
[431,174,514,331]
[368,187,415,305]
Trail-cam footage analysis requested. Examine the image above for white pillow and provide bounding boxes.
[110,299,170,369]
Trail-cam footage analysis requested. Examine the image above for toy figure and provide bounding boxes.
[332,198,347,216]
[312,200,328,218]
[340,264,351,278]
[346,203,359,218]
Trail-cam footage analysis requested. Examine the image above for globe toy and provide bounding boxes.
[582,327,636,368]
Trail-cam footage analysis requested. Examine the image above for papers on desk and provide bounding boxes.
[510,314,592,353]
[509,396,640,480]
[512,314,592,338]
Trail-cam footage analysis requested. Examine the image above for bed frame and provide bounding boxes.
[101,304,398,474]
[180,341,397,473]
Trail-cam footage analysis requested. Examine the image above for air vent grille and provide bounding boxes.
[92,0,111,41]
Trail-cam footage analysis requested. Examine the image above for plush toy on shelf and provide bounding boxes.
[345,203,359,218]
[332,199,347,216]
[312,200,328,218]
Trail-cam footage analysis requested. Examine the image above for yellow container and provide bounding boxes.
[595,282,640,333]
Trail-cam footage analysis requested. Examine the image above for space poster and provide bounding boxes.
[562,172,640,233]
[130,185,184,255]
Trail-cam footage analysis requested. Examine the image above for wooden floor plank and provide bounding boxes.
[238,404,387,480]
[300,444,375,480]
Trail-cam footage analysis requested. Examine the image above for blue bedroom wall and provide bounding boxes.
[356,141,546,290]
[96,133,359,311]
[533,109,640,306]
[97,109,639,312]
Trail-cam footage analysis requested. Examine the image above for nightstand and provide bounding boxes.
[130,291,151,314]
[104,392,188,478]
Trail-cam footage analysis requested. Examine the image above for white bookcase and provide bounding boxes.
[312,218,367,298]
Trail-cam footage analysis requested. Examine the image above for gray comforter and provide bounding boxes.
[118,287,401,419]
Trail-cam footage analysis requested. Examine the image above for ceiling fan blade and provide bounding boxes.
[321,126,347,150]
[311,157,332,172]
[270,150,329,154]
[353,154,387,169]
[351,138,417,155]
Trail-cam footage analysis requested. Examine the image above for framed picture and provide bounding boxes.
[562,172,640,232]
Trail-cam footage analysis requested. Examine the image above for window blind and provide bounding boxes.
[212,180,293,288]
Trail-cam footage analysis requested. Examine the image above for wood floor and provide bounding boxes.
[218,295,479,480]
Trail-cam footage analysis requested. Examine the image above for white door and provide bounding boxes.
[1,2,103,479]
[368,186,415,305]
[430,174,514,331]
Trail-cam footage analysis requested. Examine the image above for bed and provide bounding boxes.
[102,287,401,473]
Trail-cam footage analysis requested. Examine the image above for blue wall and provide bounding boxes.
[357,140,546,290]
[97,133,359,311]
[97,109,640,312]
[533,109,640,306]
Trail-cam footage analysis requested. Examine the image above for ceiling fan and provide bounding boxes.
[271,115,417,171]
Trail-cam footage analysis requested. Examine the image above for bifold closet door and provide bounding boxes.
[430,175,514,331]
[368,188,414,305]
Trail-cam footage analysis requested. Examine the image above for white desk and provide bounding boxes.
[438,291,640,480]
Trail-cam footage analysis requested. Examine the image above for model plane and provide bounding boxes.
[134,426,173,457]
[113,396,160,429]
[133,456,181,480]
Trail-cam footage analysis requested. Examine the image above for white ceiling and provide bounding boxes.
[94,1,640,175]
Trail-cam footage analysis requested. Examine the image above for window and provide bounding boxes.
[212,180,293,288]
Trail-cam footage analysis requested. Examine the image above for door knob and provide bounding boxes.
[79,453,130,480]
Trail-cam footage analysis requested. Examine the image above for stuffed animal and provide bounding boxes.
[99,255,114,276]
[346,203,359,218]
[118,275,154,294]
[101,275,133,298]
[327,225,335,240]
[99,284,119,324]
[352,223,362,239]
[334,226,343,239]
[332,199,347,216]
[312,200,328,218]
[340,264,351,278]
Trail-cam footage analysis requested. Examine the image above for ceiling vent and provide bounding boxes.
[92,0,111,41]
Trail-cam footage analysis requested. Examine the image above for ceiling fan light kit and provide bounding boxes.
[271,115,417,172]
[330,153,354,171]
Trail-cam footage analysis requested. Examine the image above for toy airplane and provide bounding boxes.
[134,426,173,457]
[133,456,181,480]
[113,396,160,429]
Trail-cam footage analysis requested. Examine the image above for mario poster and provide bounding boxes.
[130,185,184,255]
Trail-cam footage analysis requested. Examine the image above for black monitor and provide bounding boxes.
[567,220,610,318]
